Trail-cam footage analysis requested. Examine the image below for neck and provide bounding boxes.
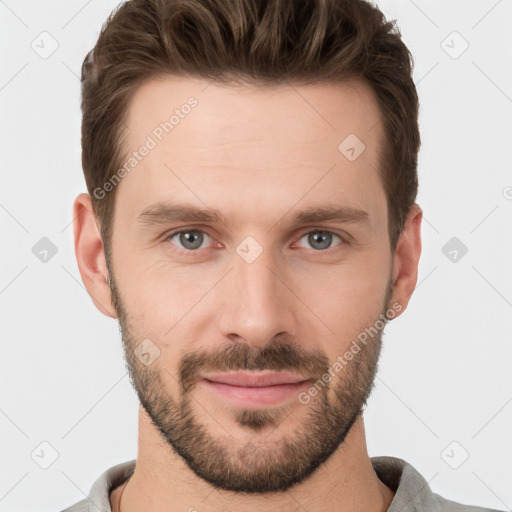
[111,407,394,512]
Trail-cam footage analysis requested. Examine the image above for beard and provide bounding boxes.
[107,264,394,494]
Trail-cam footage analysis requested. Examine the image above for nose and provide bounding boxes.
[217,246,298,348]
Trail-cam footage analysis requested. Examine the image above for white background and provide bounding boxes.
[0,0,511,511]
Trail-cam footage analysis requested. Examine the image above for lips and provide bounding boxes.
[202,371,310,387]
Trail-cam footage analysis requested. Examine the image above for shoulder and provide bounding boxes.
[59,498,89,512]
[371,455,506,512]
[430,492,506,512]
[58,459,136,512]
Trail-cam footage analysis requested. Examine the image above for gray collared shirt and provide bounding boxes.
[60,456,505,512]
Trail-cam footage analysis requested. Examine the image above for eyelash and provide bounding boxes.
[163,227,348,256]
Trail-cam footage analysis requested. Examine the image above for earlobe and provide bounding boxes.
[73,193,117,319]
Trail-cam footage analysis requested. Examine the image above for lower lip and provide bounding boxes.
[202,379,311,407]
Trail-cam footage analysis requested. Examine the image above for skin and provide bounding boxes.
[73,75,422,512]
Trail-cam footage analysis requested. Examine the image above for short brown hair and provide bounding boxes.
[80,0,420,262]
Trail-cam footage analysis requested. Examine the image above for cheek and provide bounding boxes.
[117,258,219,347]
[293,262,389,342]
[115,229,390,341]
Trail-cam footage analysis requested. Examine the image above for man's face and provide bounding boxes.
[106,76,397,493]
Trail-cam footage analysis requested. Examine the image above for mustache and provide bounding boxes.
[178,340,329,393]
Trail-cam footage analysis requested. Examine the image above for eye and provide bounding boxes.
[163,228,346,255]
[296,230,344,251]
[167,229,212,251]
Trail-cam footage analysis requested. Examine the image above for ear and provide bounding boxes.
[73,193,117,318]
[389,203,422,318]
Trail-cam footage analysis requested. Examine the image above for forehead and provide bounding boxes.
[116,75,386,229]
[124,75,382,149]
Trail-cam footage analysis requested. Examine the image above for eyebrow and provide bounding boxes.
[136,201,369,228]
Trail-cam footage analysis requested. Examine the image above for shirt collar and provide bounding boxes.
[85,455,437,512]
[371,455,439,511]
